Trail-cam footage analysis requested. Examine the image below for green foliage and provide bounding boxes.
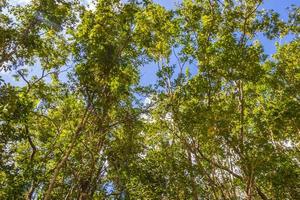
[0,0,299,199]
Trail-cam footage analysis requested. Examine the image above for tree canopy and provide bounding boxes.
[0,0,299,199]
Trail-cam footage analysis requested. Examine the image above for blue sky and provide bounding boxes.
[8,0,300,14]
[259,0,299,54]
[139,0,300,85]
[2,0,300,86]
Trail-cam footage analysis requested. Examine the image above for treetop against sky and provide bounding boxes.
[3,0,299,86]
[0,0,299,199]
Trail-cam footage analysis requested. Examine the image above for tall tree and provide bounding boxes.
[0,0,299,199]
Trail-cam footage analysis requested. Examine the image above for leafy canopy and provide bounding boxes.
[0,0,299,199]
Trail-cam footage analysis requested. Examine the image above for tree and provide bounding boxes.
[0,0,299,199]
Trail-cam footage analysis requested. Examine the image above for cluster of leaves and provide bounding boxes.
[0,0,299,199]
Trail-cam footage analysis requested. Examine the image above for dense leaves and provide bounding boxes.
[0,0,299,199]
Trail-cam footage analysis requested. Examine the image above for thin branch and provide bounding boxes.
[25,124,37,200]
[43,103,93,200]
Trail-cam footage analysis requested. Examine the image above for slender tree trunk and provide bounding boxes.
[44,134,78,200]
[256,186,269,200]
[26,125,37,200]
[44,107,91,200]
[238,80,244,149]
[26,181,35,200]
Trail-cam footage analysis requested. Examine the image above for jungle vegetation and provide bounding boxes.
[0,0,299,199]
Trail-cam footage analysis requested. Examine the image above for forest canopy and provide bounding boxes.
[0,0,299,199]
